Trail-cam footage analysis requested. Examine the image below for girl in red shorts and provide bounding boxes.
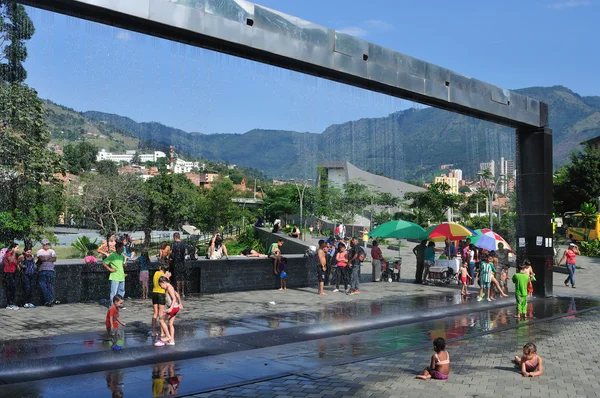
[154,276,182,347]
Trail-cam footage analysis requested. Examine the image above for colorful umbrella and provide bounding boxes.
[368,219,427,240]
[425,222,473,242]
[470,229,512,251]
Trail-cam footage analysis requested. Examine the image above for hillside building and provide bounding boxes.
[97,149,201,174]
[434,175,459,194]
[585,136,600,151]
[479,160,496,177]
[319,161,425,200]
[97,149,167,163]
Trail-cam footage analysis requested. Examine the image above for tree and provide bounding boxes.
[263,183,298,222]
[131,151,141,165]
[63,141,98,174]
[405,182,463,225]
[74,173,145,235]
[96,160,119,177]
[0,4,64,245]
[0,1,34,83]
[458,186,471,194]
[375,192,400,212]
[341,182,373,235]
[202,180,239,232]
[578,202,597,241]
[554,145,600,214]
[145,173,205,231]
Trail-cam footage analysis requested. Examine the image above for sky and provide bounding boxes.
[22,0,600,134]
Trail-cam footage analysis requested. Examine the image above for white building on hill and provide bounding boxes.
[97,149,201,174]
[97,149,167,163]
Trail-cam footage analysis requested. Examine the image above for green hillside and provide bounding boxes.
[46,85,600,181]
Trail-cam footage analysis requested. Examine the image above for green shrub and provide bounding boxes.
[580,240,600,257]
[71,236,99,257]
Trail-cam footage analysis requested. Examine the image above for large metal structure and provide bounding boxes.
[24,0,555,296]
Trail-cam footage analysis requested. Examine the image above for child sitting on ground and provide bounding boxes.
[416,337,450,380]
[460,262,472,296]
[514,342,543,377]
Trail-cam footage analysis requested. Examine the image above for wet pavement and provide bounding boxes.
[0,290,498,383]
[0,296,597,397]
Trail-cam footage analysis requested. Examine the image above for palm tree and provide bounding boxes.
[578,202,597,241]
[71,236,99,258]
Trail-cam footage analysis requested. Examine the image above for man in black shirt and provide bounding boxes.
[170,232,188,298]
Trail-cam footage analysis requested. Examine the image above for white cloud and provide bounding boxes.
[116,31,132,41]
[364,19,394,31]
[547,0,591,9]
[336,26,368,37]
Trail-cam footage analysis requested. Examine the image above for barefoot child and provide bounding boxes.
[512,262,530,320]
[151,264,171,340]
[279,257,288,290]
[154,276,182,347]
[524,262,536,298]
[137,249,150,300]
[514,342,543,377]
[106,294,126,350]
[477,254,494,301]
[416,337,450,380]
[460,262,471,296]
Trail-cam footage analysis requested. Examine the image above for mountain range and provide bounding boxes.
[45,85,600,181]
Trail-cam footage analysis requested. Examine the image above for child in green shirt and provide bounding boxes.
[512,261,531,320]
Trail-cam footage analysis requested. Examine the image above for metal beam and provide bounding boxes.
[23,0,547,129]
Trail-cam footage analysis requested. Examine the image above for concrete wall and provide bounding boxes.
[0,256,315,305]
[196,255,309,294]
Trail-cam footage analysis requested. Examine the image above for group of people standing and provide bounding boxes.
[316,236,365,296]
[2,239,57,310]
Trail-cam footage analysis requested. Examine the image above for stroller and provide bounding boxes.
[381,257,401,282]
[425,265,457,285]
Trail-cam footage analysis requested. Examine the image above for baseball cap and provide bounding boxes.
[41,239,50,245]
[569,242,576,246]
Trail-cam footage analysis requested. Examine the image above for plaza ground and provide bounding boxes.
[0,243,598,397]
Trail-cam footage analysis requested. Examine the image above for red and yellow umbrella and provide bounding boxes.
[426,222,473,242]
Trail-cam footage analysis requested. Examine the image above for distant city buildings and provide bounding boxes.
[479,160,496,177]
[434,175,459,194]
[97,149,202,174]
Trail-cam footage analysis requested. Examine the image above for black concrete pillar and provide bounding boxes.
[515,126,553,297]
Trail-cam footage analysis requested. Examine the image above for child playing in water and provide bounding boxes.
[106,294,126,350]
[416,337,450,380]
[512,262,531,320]
[524,262,536,298]
[154,276,182,347]
[514,342,543,377]
[477,254,494,301]
[460,262,471,296]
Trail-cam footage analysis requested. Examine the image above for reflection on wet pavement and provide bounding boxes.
[0,291,465,363]
[0,297,597,397]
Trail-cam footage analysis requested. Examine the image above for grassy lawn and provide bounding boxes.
[52,246,80,259]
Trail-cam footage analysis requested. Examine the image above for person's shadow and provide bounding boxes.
[494,365,520,374]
